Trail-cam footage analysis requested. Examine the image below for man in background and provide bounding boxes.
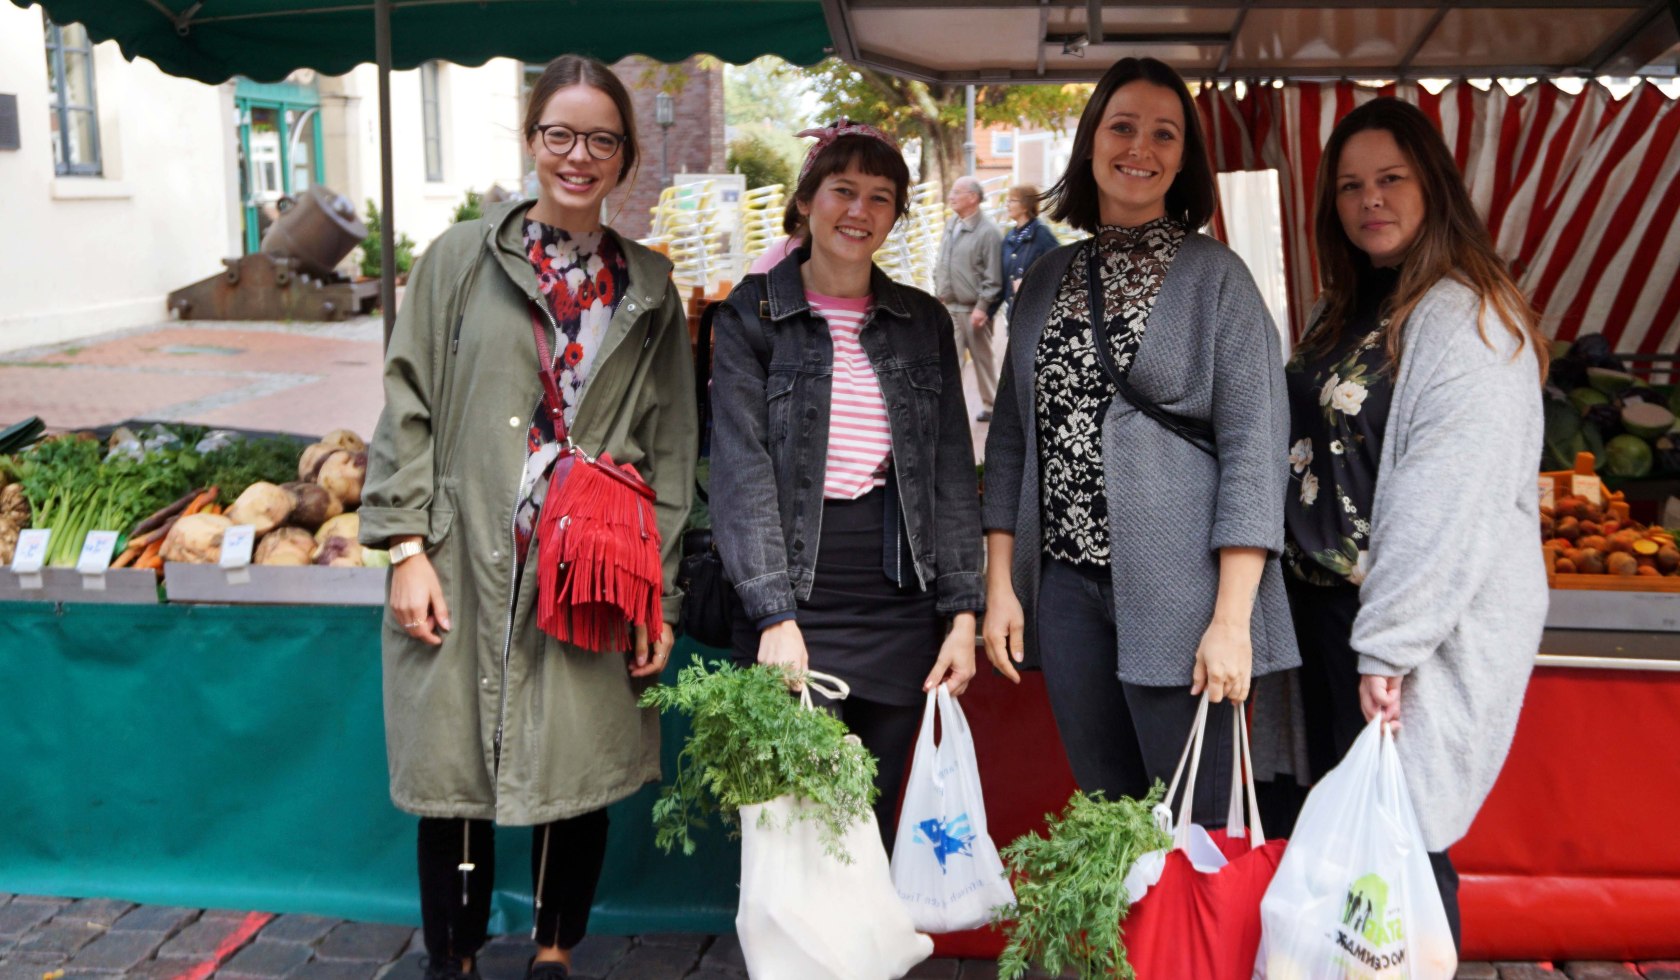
[935,176,1004,423]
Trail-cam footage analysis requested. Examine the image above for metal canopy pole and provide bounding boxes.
[376,0,396,343]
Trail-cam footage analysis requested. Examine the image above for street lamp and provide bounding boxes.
[654,92,674,186]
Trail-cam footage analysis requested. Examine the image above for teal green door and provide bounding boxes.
[236,78,326,254]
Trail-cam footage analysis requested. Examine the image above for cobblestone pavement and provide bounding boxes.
[2,894,1676,980]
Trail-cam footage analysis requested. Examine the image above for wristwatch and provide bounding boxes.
[389,540,425,565]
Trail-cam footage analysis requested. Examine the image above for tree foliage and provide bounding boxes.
[727,134,796,190]
[803,58,1090,188]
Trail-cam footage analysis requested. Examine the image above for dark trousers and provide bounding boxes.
[805,689,924,855]
[1036,559,1233,826]
[1281,576,1463,952]
[416,809,609,963]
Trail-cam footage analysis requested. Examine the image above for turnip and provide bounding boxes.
[313,535,364,568]
[225,481,294,535]
[321,429,367,454]
[160,513,233,564]
[255,526,316,566]
[282,481,341,530]
[298,442,338,481]
[314,512,360,547]
[317,450,367,507]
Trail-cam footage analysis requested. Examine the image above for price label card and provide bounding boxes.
[77,530,119,575]
[1537,476,1556,511]
[10,528,50,589]
[1575,474,1603,506]
[220,525,256,584]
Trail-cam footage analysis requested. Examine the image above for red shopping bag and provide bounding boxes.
[1121,694,1287,980]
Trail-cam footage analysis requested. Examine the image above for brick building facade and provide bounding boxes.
[604,56,726,241]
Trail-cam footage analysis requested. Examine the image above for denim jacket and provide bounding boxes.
[709,247,984,624]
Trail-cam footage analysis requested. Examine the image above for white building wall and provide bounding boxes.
[0,4,237,352]
[326,59,527,253]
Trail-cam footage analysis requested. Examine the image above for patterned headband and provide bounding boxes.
[795,119,901,184]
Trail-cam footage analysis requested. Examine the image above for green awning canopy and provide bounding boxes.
[13,0,833,84]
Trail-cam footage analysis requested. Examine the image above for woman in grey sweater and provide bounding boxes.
[1276,98,1550,950]
[980,57,1297,824]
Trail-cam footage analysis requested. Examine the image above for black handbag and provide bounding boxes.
[1085,248,1216,457]
[676,300,736,649]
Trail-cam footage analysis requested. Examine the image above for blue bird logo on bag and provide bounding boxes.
[1333,872,1408,973]
[913,814,977,872]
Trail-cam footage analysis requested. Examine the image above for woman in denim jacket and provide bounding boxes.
[709,122,984,847]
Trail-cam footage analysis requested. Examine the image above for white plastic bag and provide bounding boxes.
[890,684,1016,932]
[735,672,933,979]
[1255,718,1457,980]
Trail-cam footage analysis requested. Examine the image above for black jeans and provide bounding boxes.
[1282,575,1463,952]
[416,809,609,964]
[1036,559,1233,826]
[804,689,924,855]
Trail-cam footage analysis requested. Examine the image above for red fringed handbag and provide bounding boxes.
[528,308,663,652]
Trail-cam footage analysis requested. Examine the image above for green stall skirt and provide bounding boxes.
[0,602,737,935]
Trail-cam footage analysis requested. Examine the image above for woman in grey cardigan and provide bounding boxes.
[980,57,1297,824]
[1274,98,1549,951]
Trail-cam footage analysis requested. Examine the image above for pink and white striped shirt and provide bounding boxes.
[809,291,893,500]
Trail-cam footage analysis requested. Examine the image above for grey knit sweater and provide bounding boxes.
[1255,277,1547,850]
[983,234,1300,686]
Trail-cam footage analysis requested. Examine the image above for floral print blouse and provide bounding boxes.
[1283,265,1399,586]
[1036,217,1185,571]
[513,220,628,560]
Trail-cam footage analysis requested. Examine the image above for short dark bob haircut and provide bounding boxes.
[1042,57,1218,233]
[783,133,913,236]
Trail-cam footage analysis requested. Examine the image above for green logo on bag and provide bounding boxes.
[1334,873,1406,972]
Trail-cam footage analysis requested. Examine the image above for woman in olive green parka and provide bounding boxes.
[359,56,695,980]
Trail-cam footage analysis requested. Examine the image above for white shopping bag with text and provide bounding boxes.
[890,684,1016,933]
[1254,718,1457,980]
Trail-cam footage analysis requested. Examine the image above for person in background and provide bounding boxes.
[1270,96,1549,952]
[981,57,1298,825]
[709,121,984,850]
[997,184,1059,320]
[361,55,696,980]
[935,175,1004,422]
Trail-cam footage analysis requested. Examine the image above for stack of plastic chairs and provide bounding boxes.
[876,180,945,294]
[646,180,730,292]
[738,184,787,268]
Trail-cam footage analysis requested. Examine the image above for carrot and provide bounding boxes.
[129,488,205,537]
[182,487,219,517]
[109,545,141,569]
[135,552,164,572]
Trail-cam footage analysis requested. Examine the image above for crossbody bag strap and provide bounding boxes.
[1084,247,1216,457]
[528,304,571,445]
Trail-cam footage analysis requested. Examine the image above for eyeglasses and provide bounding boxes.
[533,124,625,161]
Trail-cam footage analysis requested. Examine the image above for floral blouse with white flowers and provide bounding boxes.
[1283,264,1398,586]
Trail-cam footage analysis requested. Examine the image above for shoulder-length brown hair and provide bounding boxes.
[522,55,639,183]
[782,134,911,236]
[1305,97,1547,382]
[1042,57,1217,233]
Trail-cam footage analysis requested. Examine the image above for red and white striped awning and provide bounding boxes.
[1196,80,1680,353]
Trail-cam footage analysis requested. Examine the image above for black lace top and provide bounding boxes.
[1035,217,1185,570]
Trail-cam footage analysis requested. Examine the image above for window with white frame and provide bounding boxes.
[421,61,444,182]
[991,131,1015,156]
[43,16,101,176]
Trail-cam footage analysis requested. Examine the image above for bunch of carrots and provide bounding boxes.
[111,486,220,573]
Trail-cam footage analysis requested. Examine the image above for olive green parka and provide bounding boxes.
[360,200,696,826]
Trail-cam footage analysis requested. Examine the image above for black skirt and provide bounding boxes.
[731,488,942,706]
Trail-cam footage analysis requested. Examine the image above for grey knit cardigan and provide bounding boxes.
[1254,278,1547,851]
[982,234,1300,686]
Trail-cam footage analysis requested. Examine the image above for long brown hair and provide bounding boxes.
[522,55,639,184]
[1305,98,1547,382]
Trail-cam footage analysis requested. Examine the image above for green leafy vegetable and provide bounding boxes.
[639,657,878,861]
[995,785,1171,980]
[1,435,195,565]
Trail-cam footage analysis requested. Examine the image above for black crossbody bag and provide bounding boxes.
[1084,249,1216,457]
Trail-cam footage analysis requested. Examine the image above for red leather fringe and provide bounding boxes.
[534,451,663,652]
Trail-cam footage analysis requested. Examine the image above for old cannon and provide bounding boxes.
[167,185,380,322]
